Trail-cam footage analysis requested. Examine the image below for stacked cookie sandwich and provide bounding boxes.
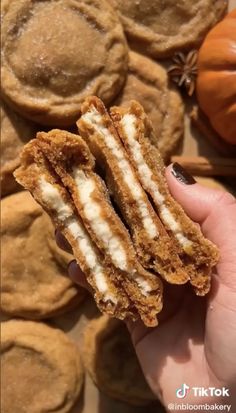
[14,97,219,327]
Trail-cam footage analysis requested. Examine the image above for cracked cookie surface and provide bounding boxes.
[1,0,128,126]
[112,0,227,58]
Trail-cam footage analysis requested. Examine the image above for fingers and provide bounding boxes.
[126,283,189,347]
[55,163,236,314]
[55,230,72,254]
[165,163,236,247]
[68,260,91,291]
[55,230,90,291]
[166,163,236,290]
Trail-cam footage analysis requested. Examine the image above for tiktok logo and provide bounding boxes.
[176,383,190,399]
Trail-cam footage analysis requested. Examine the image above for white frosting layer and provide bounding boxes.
[72,168,128,272]
[67,218,116,302]
[39,176,117,304]
[121,114,192,250]
[40,177,72,220]
[81,109,159,240]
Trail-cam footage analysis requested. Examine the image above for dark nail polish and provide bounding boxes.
[67,259,76,271]
[171,162,196,185]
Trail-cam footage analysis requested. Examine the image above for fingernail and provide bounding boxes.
[67,259,84,281]
[171,162,196,185]
[67,260,88,288]
[67,260,78,283]
[67,259,76,272]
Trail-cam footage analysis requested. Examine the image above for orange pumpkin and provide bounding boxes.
[196,9,236,145]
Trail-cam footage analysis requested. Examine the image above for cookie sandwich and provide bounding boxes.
[15,97,219,326]
[1,191,85,319]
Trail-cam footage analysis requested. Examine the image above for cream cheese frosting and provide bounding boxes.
[120,113,192,250]
[81,108,159,240]
[39,176,117,304]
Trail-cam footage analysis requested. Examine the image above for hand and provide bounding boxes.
[56,164,236,410]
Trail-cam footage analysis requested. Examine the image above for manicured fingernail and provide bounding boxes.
[68,259,84,279]
[67,260,78,282]
[171,162,196,185]
[67,259,76,272]
[67,260,88,289]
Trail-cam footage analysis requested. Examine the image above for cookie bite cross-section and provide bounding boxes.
[15,96,219,327]
[110,101,219,295]
[15,130,163,327]
[77,96,189,285]
[36,129,163,326]
[14,139,132,320]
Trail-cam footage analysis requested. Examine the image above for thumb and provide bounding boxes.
[165,163,236,290]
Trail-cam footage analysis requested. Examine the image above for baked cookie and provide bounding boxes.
[14,97,219,326]
[1,320,83,413]
[14,131,163,327]
[114,52,184,162]
[110,100,219,295]
[1,191,86,319]
[78,98,188,285]
[82,315,156,405]
[112,0,227,58]
[1,0,128,126]
[1,101,37,197]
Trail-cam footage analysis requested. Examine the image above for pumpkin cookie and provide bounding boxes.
[1,320,83,413]
[114,52,184,162]
[82,315,156,405]
[14,131,163,327]
[1,0,128,126]
[1,191,86,319]
[1,101,37,197]
[112,0,227,58]
[78,97,188,286]
[14,97,219,326]
[110,100,219,295]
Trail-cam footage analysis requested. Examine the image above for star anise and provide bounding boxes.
[167,50,198,96]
